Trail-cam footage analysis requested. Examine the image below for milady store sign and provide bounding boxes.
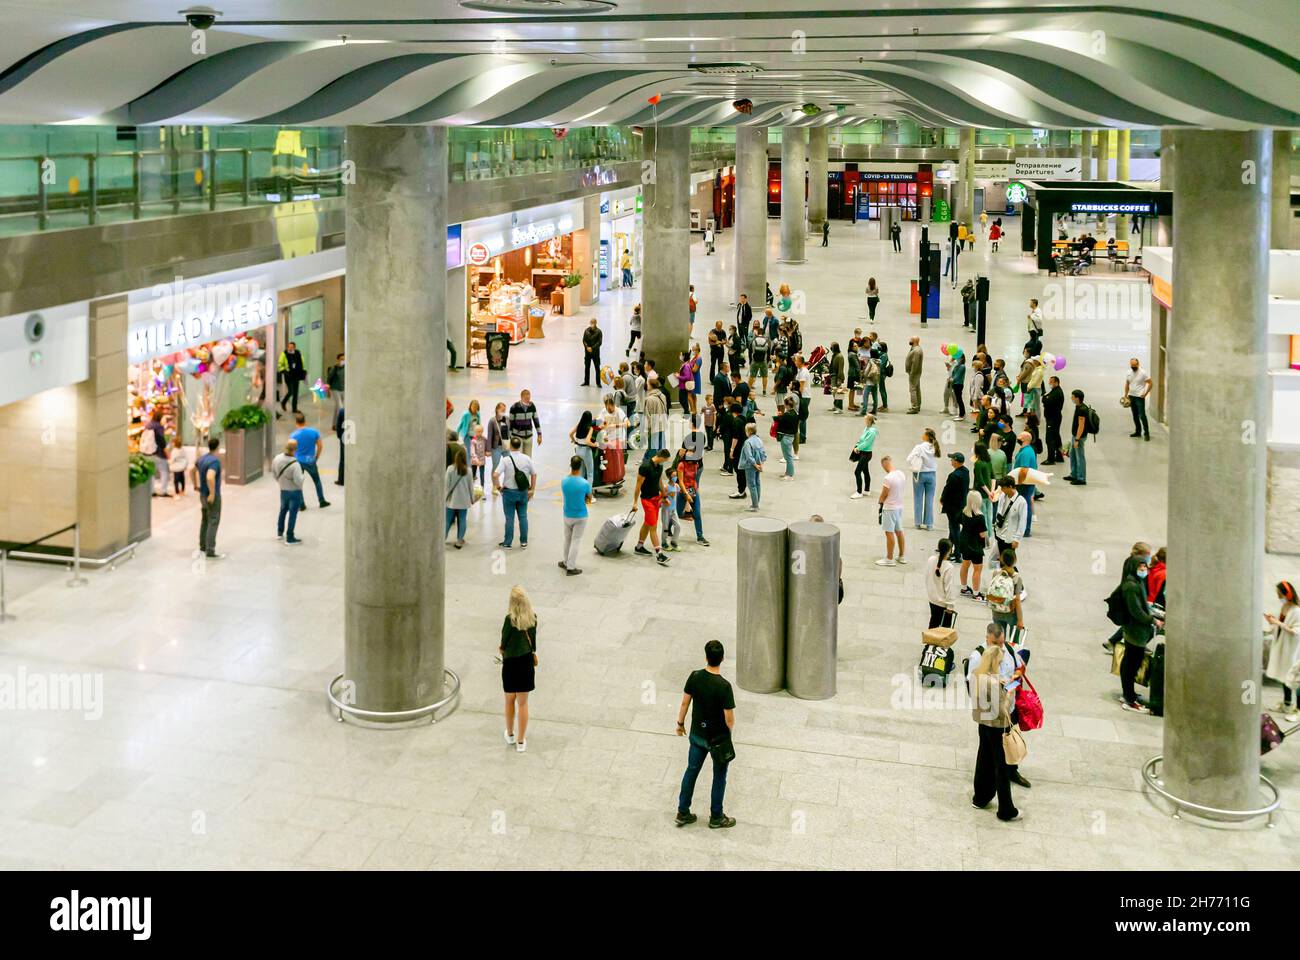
[129,277,277,362]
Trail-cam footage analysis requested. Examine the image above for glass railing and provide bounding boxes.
[449,125,639,181]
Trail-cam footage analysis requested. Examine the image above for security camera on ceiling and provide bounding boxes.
[179,6,221,30]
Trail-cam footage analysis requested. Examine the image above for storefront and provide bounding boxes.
[455,198,589,367]
[851,170,931,222]
[1020,181,1172,270]
[599,187,641,292]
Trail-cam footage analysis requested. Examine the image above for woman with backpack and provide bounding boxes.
[500,585,538,752]
[907,427,940,531]
[958,490,988,603]
[1116,555,1163,714]
[444,446,474,549]
[925,538,959,628]
[850,413,877,498]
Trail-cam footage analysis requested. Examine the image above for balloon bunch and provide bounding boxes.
[939,342,961,357]
[159,335,264,380]
[1041,351,1067,371]
[310,378,329,401]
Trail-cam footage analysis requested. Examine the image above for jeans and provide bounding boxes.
[865,382,879,413]
[302,461,326,505]
[576,445,595,482]
[501,489,529,546]
[678,490,703,540]
[199,496,222,554]
[973,723,1018,820]
[946,511,962,545]
[745,466,761,507]
[913,471,936,527]
[445,507,467,540]
[798,397,810,442]
[854,451,873,493]
[562,516,587,569]
[1024,386,1042,422]
[1129,396,1150,437]
[277,489,303,540]
[879,377,888,409]
[678,733,729,818]
[1017,484,1035,536]
[778,434,795,475]
[622,267,633,287]
[644,431,665,461]
[1069,437,1087,482]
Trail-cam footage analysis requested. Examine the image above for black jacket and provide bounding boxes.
[736,301,753,329]
[1120,558,1157,646]
[284,350,305,383]
[940,465,970,516]
[582,326,603,351]
[1043,385,1065,423]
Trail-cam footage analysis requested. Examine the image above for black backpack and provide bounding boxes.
[1086,405,1101,436]
[1105,584,1129,626]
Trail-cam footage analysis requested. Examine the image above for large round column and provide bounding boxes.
[807,126,829,234]
[1097,128,1111,180]
[641,124,691,376]
[1163,129,1272,812]
[1080,128,1094,180]
[343,125,448,721]
[779,126,807,263]
[734,125,769,305]
[1272,131,1294,249]
[1116,129,1132,234]
[736,517,788,693]
[784,520,839,700]
[958,127,976,223]
[1157,129,1176,245]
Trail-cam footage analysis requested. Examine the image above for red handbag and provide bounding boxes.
[769,421,778,439]
[1016,675,1044,731]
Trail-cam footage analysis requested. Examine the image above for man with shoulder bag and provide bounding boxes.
[675,640,737,829]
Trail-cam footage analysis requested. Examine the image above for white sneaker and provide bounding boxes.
[792,454,800,461]
[850,492,864,500]
[897,557,908,565]
[874,558,897,567]
[516,740,527,753]
[780,475,794,482]
[504,730,516,745]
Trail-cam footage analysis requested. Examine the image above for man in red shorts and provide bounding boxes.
[632,448,672,566]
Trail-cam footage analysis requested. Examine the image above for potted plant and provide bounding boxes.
[220,403,270,485]
[561,271,583,316]
[127,453,155,544]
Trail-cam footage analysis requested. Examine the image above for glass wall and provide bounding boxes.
[449,126,637,180]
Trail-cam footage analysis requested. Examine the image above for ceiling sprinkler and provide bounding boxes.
[732,98,754,114]
[801,103,821,116]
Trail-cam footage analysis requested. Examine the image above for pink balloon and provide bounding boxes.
[1054,355,1067,371]
[939,342,948,353]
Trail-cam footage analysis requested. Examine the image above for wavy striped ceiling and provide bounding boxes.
[0,0,1297,129]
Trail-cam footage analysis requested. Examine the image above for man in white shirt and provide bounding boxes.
[992,476,1027,559]
[875,455,908,566]
[493,437,537,549]
[793,355,811,448]
[1026,298,1044,346]
[1123,357,1152,441]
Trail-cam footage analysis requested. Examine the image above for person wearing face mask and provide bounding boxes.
[1264,581,1300,721]
[1122,357,1152,441]
[1114,555,1163,713]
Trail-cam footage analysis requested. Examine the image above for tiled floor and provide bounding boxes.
[2,216,1297,870]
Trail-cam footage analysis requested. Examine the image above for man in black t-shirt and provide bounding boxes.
[676,640,737,829]
[631,449,671,565]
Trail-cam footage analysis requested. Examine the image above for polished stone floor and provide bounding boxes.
[2,216,1296,870]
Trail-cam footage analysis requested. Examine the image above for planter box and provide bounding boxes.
[562,285,577,316]
[223,425,265,485]
[128,481,152,545]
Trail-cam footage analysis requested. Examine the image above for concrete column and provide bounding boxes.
[77,296,130,558]
[1157,129,1176,245]
[734,125,769,305]
[343,125,448,720]
[1097,128,1111,180]
[958,127,976,222]
[641,125,691,375]
[1272,130,1294,249]
[578,192,600,305]
[779,126,807,263]
[1080,129,1093,180]
[807,126,829,233]
[1164,129,1272,812]
[1116,129,1132,234]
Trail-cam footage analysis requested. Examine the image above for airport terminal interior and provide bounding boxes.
[0,0,1298,872]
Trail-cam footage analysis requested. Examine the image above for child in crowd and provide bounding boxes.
[167,436,189,496]
[661,469,682,552]
[703,399,717,451]
[469,423,487,488]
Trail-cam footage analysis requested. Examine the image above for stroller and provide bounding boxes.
[806,345,829,386]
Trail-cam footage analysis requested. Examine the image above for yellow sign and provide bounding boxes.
[1151,274,1172,309]
[274,129,307,158]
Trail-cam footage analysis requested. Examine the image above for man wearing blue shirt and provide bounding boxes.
[1012,430,1038,537]
[196,437,225,559]
[558,455,593,576]
[290,411,331,508]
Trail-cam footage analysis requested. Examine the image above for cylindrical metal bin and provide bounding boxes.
[785,520,840,700]
[735,517,788,693]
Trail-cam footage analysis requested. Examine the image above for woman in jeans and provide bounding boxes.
[1117,555,1163,714]
[487,402,509,486]
[875,340,891,412]
[908,427,939,530]
[865,277,880,323]
[444,446,473,549]
[568,410,600,482]
[677,351,693,416]
[736,423,766,510]
[850,413,877,498]
[774,397,800,480]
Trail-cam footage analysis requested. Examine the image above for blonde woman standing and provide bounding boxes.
[500,585,538,753]
[970,634,1020,822]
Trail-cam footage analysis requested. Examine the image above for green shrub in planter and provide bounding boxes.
[221,404,270,431]
[563,272,583,288]
[129,452,157,488]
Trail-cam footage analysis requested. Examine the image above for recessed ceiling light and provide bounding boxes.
[460,0,615,12]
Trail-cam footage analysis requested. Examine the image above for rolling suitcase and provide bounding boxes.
[595,445,626,494]
[594,509,637,556]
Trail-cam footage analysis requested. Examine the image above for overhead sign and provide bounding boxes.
[1006,182,1029,204]
[130,279,276,362]
[973,163,1014,180]
[1013,157,1082,181]
[468,242,491,266]
[1070,201,1153,214]
[510,215,574,248]
[865,172,916,181]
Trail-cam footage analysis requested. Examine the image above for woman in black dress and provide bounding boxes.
[500,585,538,753]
